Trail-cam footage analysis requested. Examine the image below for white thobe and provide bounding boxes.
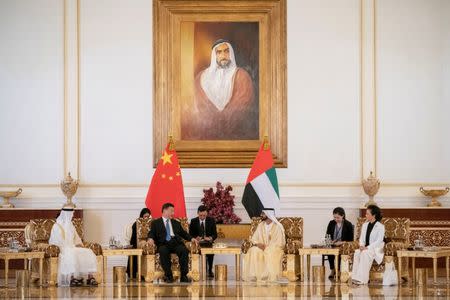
[243,222,285,282]
[49,212,97,286]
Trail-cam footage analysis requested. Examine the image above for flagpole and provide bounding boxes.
[263,135,269,150]
[168,135,174,151]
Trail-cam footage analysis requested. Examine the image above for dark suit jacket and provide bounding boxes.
[326,219,354,242]
[189,217,217,241]
[148,218,192,247]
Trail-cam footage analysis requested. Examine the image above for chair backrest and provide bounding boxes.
[28,218,84,245]
[136,217,189,244]
[355,217,410,244]
[248,217,303,247]
[124,222,134,245]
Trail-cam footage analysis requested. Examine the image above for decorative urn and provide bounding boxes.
[60,173,78,208]
[0,188,22,208]
[362,171,380,207]
[420,187,449,207]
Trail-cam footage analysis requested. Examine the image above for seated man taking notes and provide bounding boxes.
[189,205,218,278]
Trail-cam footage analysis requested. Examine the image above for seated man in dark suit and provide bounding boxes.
[147,202,198,283]
[189,205,218,278]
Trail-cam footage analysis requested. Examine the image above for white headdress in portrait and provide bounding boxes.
[200,40,237,111]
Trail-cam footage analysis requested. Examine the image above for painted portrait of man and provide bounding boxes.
[181,23,259,141]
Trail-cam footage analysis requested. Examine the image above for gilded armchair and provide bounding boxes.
[340,217,410,282]
[136,217,200,282]
[25,218,103,285]
[241,217,303,281]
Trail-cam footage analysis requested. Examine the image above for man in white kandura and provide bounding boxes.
[49,208,98,286]
[243,208,285,282]
[352,205,385,285]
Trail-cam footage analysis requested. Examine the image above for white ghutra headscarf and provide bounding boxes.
[50,208,79,247]
[200,41,237,111]
[262,208,285,233]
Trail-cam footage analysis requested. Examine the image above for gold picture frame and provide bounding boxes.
[153,0,287,168]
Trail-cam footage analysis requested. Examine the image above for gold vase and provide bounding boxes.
[362,172,380,207]
[0,188,22,208]
[60,173,78,208]
[420,187,449,207]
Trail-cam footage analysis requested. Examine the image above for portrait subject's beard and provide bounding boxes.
[261,216,268,221]
[217,58,231,68]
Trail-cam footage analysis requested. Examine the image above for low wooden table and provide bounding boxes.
[102,248,142,284]
[200,247,241,281]
[299,247,340,281]
[397,248,450,284]
[0,250,44,286]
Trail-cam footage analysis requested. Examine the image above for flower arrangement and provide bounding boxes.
[201,182,241,224]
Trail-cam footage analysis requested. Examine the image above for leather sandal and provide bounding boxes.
[86,277,98,286]
[70,278,83,287]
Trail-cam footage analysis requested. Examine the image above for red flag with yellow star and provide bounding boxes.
[145,142,186,218]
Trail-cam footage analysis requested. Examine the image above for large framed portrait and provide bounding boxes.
[153,0,287,168]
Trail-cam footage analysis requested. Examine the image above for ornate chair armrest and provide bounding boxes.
[340,241,359,255]
[33,243,60,258]
[138,240,156,255]
[83,242,103,255]
[285,240,301,254]
[384,241,407,256]
[185,241,200,254]
[241,239,253,254]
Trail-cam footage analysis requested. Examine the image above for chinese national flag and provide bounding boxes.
[145,143,186,218]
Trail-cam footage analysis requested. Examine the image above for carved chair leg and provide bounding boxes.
[286,254,298,282]
[94,255,103,283]
[48,257,58,286]
[340,255,350,283]
[188,254,200,282]
[144,255,156,283]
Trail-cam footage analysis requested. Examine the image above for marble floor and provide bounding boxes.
[0,278,449,299]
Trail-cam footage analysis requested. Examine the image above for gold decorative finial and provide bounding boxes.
[263,135,269,150]
[168,135,174,151]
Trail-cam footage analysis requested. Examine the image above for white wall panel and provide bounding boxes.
[281,0,361,182]
[79,0,152,184]
[0,0,64,184]
[377,0,450,182]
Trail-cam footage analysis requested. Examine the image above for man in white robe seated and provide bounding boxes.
[243,208,285,282]
[48,208,98,286]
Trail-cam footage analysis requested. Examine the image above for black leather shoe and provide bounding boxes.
[163,276,174,283]
[180,276,191,283]
[208,271,214,278]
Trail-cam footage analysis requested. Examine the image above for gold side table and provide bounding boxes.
[0,250,44,287]
[102,248,142,284]
[397,248,450,285]
[200,247,241,281]
[299,247,340,281]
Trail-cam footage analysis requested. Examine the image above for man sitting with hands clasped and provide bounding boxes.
[147,202,198,283]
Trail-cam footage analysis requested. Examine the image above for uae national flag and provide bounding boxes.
[242,141,280,218]
[145,142,186,218]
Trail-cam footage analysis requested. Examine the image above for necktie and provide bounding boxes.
[165,219,171,241]
[200,221,205,238]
